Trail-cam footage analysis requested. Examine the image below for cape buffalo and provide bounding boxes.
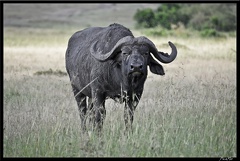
[65,23,177,131]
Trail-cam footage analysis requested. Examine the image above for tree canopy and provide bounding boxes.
[134,4,236,32]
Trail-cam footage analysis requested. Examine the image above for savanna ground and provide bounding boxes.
[3,3,236,157]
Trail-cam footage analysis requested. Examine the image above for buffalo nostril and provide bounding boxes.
[130,65,134,70]
[130,64,143,71]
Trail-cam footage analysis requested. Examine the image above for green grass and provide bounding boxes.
[139,26,236,39]
[3,4,236,157]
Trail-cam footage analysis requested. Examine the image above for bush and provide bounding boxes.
[134,8,157,28]
[187,4,236,32]
[200,29,220,37]
[133,4,236,33]
[155,4,182,30]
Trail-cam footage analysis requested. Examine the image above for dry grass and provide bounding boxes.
[3,27,236,157]
[3,3,236,157]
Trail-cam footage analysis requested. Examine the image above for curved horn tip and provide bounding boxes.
[168,41,177,49]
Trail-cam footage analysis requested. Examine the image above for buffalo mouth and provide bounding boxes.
[130,71,143,77]
[128,71,143,77]
[128,71,144,85]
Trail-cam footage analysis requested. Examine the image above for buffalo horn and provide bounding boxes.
[90,36,134,61]
[136,36,177,63]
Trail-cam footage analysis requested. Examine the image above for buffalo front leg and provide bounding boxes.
[124,92,141,132]
[124,100,135,132]
[92,92,106,131]
[72,86,87,131]
[88,97,94,124]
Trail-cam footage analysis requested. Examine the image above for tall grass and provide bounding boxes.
[3,27,236,157]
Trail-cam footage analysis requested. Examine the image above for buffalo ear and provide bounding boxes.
[114,51,123,62]
[148,55,165,75]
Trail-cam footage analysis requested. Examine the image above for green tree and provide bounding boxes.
[155,4,182,29]
[133,8,157,28]
[133,4,236,32]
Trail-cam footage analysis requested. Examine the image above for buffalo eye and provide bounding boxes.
[144,52,149,56]
[122,52,130,57]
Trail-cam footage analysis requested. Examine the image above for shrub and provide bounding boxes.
[133,4,236,32]
[134,8,157,28]
[200,29,219,37]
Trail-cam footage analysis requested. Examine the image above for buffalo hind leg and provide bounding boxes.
[72,85,87,131]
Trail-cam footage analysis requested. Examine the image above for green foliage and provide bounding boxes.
[133,4,236,35]
[134,4,185,29]
[134,8,156,28]
[200,29,219,37]
[187,4,236,32]
[155,4,185,30]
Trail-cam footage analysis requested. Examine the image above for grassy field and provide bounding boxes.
[3,4,236,157]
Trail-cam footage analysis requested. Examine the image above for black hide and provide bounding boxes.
[65,23,177,131]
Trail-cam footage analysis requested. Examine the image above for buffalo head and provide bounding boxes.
[90,36,177,89]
